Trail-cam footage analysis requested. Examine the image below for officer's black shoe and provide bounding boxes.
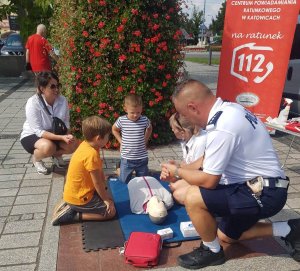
[177,243,225,269]
[284,218,300,261]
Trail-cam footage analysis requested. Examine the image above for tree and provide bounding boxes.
[0,0,54,40]
[181,5,203,45]
[209,1,226,37]
[50,0,185,146]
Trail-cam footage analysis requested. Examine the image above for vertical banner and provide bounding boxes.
[216,1,300,121]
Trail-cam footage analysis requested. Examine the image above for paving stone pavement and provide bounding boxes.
[0,63,299,271]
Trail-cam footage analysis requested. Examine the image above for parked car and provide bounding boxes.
[282,20,300,117]
[0,33,24,56]
[0,39,5,50]
[282,59,300,116]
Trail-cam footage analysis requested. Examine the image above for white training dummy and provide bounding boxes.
[128,176,174,224]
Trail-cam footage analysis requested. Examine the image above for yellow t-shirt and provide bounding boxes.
[63,140,102,205]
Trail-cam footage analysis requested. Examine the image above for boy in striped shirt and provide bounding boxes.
[112,94,152,183]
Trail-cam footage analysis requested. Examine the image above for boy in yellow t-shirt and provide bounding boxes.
[52,116,116,225]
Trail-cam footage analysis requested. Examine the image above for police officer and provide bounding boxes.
[161,79,300,269]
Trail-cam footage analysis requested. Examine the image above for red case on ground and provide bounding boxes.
[124,232,162,267]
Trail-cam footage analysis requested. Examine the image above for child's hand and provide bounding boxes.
[104,199,115,215]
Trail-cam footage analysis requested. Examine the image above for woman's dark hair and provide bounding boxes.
[36,71,59,94]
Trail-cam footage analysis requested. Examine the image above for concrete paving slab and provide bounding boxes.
[0,265,36,271]
[0,232,40,249]
[3,219,44,234]
[0,247,38,266]
[10,203,47,215]
[15,194,48,205]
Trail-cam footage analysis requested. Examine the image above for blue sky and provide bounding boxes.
[184,0,225,26]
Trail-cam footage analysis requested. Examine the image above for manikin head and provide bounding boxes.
[146,195,167,224]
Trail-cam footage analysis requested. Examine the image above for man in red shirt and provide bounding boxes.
[25,24,58,73]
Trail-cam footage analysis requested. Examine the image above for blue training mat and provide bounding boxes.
[108,176,200,243]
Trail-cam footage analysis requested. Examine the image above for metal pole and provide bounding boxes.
[208,46,212,65]
[202,0,206,45]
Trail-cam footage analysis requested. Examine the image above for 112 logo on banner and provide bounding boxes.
[230,43,274,84]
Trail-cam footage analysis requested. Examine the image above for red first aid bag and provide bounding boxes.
[124,232,162,267]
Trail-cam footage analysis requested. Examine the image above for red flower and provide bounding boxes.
[98,109,104,115]
[153,133,158,139]
[165,14,170,20]
[96,74,102,79]
[132,30,141,37]
[152,24,160,31]
[87,0,93,3]
[165,74,172,80]
[162,81,167,87]
[139,64,146,72]
[113,142,119,148]
[99,0,106,6]
[131,9,138,15]
[114,43,120,49]
[113,7,119,13]
[76,106,81,113]
[122,18,128,24]
[81,18,86,25]
[158,64,165,70]
[153,13,159,19]
[119,54,127,62]
[121,76,127,81]
[98,21,105,28]
[117,25,124,33]
[99,102,106,109]
[149,101,155,107]
[94,51,102,57]
[113,112,119,118]
[82,31,89,37]
[117,86,123,92]
[76,86,82,94]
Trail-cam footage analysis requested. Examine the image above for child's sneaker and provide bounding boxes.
[52,156,67,168]
[52,205,77,226]
[33,161,50,175]
[53,199,67,215]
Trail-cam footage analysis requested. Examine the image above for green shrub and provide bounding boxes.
[50,0,185,147]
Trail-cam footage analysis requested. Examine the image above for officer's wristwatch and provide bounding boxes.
[174,166,180,180]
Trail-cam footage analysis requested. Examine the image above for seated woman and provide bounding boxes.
[168,113,207,205]
[20,71,78,174]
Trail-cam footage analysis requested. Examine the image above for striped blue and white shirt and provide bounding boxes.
[115,115,151,160]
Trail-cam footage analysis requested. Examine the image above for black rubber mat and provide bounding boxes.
[82,218,125,252]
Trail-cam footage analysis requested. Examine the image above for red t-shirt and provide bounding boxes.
[25,34,52,72]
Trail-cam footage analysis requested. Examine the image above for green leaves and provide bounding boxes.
[51,0,185,146]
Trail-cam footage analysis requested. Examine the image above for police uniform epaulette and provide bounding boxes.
[206,111,223,131]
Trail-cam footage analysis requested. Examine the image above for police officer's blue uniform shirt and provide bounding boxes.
[203,98,285,185]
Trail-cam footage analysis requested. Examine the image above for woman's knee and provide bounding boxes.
[36,139,56,155]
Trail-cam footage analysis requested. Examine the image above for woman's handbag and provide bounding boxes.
[124,232,162,267]
[38,94,68,135]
